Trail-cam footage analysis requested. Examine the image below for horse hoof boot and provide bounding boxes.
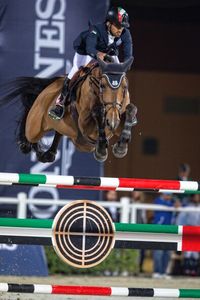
[18,140,32,154]
[37,151,56,163]
[93,148,108,162]
[112,143,128,158]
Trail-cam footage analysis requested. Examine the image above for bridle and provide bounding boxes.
[89,71,128,115]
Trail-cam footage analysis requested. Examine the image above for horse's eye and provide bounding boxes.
[100,84,106,89]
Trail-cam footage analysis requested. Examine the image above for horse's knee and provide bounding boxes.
[25,131,42,143]
[25,121,43,143]
[126,103,137,117]
[25,132,37,143]
[125,103,138,126]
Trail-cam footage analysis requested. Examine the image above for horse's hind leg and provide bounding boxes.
[113,103,137,158]
[32,131,62,163]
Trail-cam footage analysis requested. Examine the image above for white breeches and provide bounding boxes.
[112,56,119,63]
[68,53,120,79]
[68,53,93,79]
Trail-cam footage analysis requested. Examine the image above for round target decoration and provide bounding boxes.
[52,200,115,268]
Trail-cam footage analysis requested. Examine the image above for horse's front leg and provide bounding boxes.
[92,105,108,162]
[113,103,137,158]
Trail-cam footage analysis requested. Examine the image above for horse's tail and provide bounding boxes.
[0,76,58,148]
[0,76,58,109]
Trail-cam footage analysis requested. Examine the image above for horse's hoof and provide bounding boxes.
[18,141,32,154]
[112,143,128,158]
[93,149,108,162]
[36,153,47,163]
[37,151,56,163]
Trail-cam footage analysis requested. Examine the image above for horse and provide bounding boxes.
[0,56,137,162]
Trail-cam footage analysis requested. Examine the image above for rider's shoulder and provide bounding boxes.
[122,27,131,36]
[121,28,132,40]
[89,23,106,35]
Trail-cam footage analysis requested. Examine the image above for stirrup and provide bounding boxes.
[48,105,65,121]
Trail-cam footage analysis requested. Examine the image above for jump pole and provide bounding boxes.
[0,283,200,298]
[0,215,200,252]
[0,172,199,193]
[1,200,200,268]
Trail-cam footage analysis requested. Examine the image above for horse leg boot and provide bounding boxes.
[92,105,108,162]
[34,132,62,163]
[113,103,137,158]
[48,77,71,120]
[43,132,62,162]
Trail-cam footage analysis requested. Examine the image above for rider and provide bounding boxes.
[49,6,133,120]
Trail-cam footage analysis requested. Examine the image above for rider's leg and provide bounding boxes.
[112,56,120,63]
[55,77,71,106]
[48,76,71,120]
[49,53,92,120]
[48,54,79,120]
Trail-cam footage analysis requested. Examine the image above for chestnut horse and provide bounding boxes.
[1,57,137,162]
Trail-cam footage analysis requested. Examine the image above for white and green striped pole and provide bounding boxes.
[0,217,200,252]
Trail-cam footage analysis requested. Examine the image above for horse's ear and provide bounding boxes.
[97,57,107,72]
[122,56,134,72]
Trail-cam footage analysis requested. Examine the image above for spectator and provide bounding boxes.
[130,191,147,224]
[177,163,191,181]
[152,193,178,279]
[176,163,191,205]
[104,191,121,276]
[131,191,147,273]
[104,190,120,222]
[170,163,192,275]
[176,194,200,276]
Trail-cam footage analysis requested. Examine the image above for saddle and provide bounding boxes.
[67,61,98,102]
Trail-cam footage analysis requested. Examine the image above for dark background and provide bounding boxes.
[111,0,200,73]
[105,0,200,180]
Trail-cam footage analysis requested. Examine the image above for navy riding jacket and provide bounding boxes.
[73,23,133,61]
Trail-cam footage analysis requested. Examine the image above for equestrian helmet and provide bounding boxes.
[106,7,129,28]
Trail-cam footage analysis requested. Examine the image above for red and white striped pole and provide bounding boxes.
[0,283,200,298]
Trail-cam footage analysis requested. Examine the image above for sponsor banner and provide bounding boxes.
[0,0,108,275]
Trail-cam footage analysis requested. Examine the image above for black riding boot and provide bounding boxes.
[48,77,70,120]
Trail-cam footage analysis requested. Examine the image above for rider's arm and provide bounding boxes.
[121,29,133,61]
[85,28,99,58]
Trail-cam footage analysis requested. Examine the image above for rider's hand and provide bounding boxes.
[97,52,106,61]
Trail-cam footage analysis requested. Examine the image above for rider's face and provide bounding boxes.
[110,23,123,37]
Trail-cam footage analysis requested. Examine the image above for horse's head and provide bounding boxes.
[97,56,133,131]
